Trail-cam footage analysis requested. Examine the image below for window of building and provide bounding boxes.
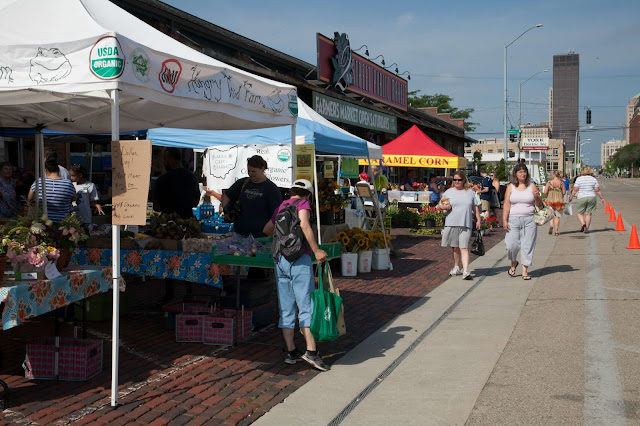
[487,149,493,153]
[465,149,472,154]
[498,149,503,153]
[552,162,559,171]
[553,148,559,156]
[546,162,552,171]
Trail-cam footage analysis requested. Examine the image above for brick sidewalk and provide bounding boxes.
[0,227,505,425]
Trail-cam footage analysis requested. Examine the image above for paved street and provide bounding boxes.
[257,178,639,425]
[1,179,638,425]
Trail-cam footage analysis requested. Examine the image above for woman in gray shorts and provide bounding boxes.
[438,171,482,280]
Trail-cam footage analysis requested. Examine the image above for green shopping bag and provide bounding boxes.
[310,263,343,342]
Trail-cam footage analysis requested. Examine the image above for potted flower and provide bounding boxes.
[370,230,392,270]
[3,218,59,279]
[334,230,358,277]
[55,213,89,269]
[318,179,348,225]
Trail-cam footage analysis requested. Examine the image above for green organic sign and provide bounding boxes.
[313,92,397,134]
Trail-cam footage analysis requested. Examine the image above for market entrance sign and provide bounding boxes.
[313,92,397,134]
[316,33,408,111]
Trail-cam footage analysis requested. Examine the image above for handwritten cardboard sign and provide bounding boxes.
[111,140,152,225]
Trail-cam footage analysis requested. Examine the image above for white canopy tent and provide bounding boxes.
[0,0,297,407]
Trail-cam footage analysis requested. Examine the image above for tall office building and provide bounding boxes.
[551,53,579,151]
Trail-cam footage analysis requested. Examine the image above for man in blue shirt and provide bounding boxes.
[403,170,415,190]
[479,168,492,216]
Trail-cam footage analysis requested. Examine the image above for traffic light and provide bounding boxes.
[586,109,591,124]
[509,133,516,142]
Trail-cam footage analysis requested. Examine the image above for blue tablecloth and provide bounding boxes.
[0,266,124,330]
[71,248,229,289]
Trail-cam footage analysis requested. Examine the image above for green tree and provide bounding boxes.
[496,159,508,182]
[472,151,482,172]
[611,143,640,169]
[408,91,477,132]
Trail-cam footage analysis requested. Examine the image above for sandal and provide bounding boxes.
[522,275,532,280]
[555,232,559,236]
[548,227,553,235]
[508,261,519,277]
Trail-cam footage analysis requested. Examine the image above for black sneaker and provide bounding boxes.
[302,351,329,371]
[284,349,302,365]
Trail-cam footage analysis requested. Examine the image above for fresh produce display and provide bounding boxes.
[216,233,267,257]
[149,213,203,240]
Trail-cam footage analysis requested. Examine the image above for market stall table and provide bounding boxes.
[0,266,125,331]
[71,248,231,289]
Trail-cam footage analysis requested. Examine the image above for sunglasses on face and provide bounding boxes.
[452,179,463,182]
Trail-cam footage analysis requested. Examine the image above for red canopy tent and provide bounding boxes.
[376,125,467,169]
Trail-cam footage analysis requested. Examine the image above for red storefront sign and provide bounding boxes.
[317,33,407,111]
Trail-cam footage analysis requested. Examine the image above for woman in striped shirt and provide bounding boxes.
[28,154,76,223]
[568,166,605,234]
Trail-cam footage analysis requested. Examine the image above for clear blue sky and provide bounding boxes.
[164,0,639,166]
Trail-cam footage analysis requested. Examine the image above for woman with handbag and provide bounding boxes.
[438,171,482,280]
[503,163,544,280]
[543,171,566,236]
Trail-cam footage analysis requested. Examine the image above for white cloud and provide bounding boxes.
[395,13,415,27]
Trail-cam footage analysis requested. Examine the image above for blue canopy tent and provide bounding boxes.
[146,100,390,267]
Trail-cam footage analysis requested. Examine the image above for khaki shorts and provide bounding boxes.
[575,196,597,214]
[441,226,472,248]
[481,199,491,212]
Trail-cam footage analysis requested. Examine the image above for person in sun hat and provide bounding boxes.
[263,179,329,372]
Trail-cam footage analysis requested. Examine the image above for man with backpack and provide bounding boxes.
[262,179,329,371]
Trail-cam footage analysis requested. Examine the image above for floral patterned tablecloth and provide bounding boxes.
[0,266,125,330]
[70,248,234,289]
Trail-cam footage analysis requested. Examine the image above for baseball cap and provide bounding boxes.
[292,179,313,194]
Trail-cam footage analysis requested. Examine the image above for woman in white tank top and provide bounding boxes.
[502,163,543,280]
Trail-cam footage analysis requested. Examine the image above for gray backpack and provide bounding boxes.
[273,199,308,262]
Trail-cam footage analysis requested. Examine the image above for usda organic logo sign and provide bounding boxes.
[90,36,125,80]
[277,149,291,162]
[288,93,298,115]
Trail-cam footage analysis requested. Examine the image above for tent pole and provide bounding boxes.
[336,155,343,187]
[367,155,392,270]
[291,124,296,186]
[37,130,47,219]
[34,134,40,214]
[89,142,94,182]
[312,150,321,242]
[110,89,121,408]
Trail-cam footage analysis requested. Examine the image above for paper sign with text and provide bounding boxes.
[112,140,152,225]
[295,144,315,183]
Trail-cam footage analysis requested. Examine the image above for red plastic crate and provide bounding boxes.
[24,338,103,381]
[175,313,204,343]
[202,309,252,346]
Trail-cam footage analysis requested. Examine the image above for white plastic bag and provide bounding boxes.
[564,202,573,216]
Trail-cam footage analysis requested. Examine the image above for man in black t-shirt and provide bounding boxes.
[224,176,282,237]
[153,147,199,303]
[153,148,199,219]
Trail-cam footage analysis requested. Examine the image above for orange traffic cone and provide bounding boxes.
[605,201,611,214]
[628,225,640,249]
[608,207,616,222]
[615,213,626,231]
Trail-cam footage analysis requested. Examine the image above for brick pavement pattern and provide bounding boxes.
[0,227,505,425]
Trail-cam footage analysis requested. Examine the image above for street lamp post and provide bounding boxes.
[573,126,594,177]
[577,138,591,172]
[518,69,548,160]
[503,24,543,162]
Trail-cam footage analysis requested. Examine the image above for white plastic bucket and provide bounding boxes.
[358,250,373,273]
[372,248,389,270]
[341,253,358,277]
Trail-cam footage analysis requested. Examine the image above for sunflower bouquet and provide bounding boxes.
[330,227,391,253]
[318,179,348,213]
